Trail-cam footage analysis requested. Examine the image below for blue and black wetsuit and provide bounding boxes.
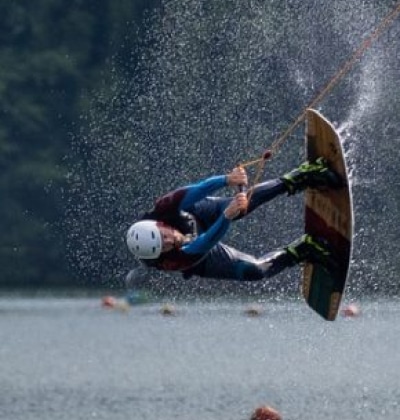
[138,175,295,281]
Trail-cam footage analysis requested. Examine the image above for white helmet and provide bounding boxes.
[126,220,162,259]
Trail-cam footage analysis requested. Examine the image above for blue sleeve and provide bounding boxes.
[181,214,231,255]
[179,175,227,211]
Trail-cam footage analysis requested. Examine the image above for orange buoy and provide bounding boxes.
[250,406,282,420]
[101,296,130,312]
[101,296,117,308]
[340,303,361,318]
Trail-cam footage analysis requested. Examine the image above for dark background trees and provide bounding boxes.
[0,0,157,287]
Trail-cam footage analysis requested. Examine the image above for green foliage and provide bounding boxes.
[0,0,156,287]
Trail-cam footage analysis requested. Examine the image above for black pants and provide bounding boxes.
[183,179,295,281]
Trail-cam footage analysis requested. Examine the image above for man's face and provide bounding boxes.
[157,224,183,253]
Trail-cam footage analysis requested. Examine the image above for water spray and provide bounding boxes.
[237,1,400,190]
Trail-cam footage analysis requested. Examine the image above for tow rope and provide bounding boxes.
[238,1,400,198]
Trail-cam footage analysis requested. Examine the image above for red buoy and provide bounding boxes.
[340,303,361,318]
[250,405,282,420]
[262,149,272,160]
[101,296,116,308]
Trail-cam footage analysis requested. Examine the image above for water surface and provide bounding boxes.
[0,295,399,420]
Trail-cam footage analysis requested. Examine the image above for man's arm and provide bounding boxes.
[154,168,248,213]
[178,175,228,211]
[181,213,231,254]
[181,192,248,255]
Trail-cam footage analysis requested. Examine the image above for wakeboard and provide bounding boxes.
[302,108,353,321]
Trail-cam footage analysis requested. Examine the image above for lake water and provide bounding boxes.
[0,294,399,420]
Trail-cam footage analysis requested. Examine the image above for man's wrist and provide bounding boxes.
[224,208,238,220]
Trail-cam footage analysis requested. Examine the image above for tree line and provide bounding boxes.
[0,0,158,287]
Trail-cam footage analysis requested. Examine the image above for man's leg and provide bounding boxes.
[183,236,337,282]
[192,179,288,226]
[280,157,343,195]
[184,243,295,281]
[236,157,342,219]
[238,179,287,218]
[192,158,342,225]
[183,243,285,281]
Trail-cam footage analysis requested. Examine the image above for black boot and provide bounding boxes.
[285,234,338,272]
[281,157,343,195]
[257,249,297,278]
